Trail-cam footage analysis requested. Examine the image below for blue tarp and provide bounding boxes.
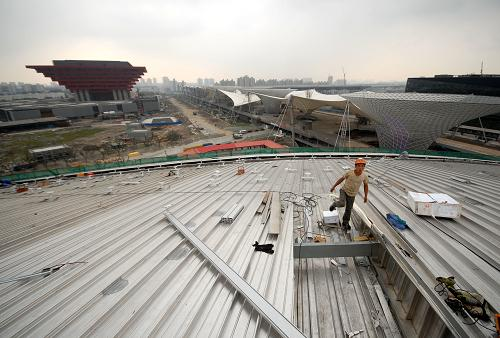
[386,213,408,230]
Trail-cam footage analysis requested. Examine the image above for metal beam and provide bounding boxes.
[293,241,381,258]
[165,211,305,338]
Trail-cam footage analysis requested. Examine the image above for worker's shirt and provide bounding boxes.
[342,170,368,197]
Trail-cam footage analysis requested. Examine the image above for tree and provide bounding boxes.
[81,144,99,164]
[152,134,163,148]
[165,130,182,142]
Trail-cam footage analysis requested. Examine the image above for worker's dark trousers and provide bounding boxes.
[333,189,356,226]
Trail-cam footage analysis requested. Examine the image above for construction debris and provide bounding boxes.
[261,193,272,226]
[301,172,314,181]
[252,241,274,254]
[256,191,271,214]
[221,203,244,224]
[313,234,326,242]
[256,174,268,182]
[236,166,245,175]
[269,192,281,234]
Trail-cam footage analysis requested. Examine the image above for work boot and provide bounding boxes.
[342,223,351,231]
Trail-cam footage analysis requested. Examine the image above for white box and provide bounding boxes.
[407,192,461,218]
[323,210,339,224]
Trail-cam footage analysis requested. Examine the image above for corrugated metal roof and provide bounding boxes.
[0,156,498,337]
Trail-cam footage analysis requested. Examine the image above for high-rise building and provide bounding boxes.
[197,78,203,86]
[26,60,146,101]
[219,79,235,86]
[237,75,255,87]
[203,78,215,87]
[327,75,333,85]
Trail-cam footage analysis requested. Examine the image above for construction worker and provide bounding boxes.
[329,158,369,231]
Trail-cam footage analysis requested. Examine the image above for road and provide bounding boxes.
[168,97,232,136]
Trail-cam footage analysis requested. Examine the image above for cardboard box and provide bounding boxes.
[407,192,461,218]
[323,210,339,224]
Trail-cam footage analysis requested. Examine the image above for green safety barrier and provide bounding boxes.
[2,147,499,182]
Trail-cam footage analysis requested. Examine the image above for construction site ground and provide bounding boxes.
[168,97,233,136]
[0,97,266,174]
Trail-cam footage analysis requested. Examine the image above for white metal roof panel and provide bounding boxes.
[0,157,498,337]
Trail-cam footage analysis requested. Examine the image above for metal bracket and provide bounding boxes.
[293,241,381,258]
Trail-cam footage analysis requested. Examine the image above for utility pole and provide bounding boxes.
[290,103,295,146]
[480,61,484,76]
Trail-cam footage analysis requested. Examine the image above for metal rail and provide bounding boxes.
[165,210,306,338]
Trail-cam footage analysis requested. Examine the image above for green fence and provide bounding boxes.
[2,147,499,182]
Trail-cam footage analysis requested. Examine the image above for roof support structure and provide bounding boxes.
[164,211,306,338]
[293,241,381,258]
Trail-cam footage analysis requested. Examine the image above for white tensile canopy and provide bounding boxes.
[287,89,347,113]
[254,93,287,115]
[217,89,261,107]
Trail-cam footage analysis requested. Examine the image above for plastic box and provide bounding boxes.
[323,210,339,224]
[407,192,461,218]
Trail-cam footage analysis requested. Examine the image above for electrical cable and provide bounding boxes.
[434,281,496,331]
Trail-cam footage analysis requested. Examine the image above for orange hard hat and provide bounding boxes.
[354,158,367,165]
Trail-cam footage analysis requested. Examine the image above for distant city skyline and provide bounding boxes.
[1,0,499,84]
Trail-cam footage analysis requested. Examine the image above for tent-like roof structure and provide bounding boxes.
[254,93,287,115]
[217,89,261,107]
[287,90,347,113]
[255,90,349,115]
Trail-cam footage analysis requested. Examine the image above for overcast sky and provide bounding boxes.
[1,0,499,84]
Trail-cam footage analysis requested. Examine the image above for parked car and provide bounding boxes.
[233,133,243,139]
